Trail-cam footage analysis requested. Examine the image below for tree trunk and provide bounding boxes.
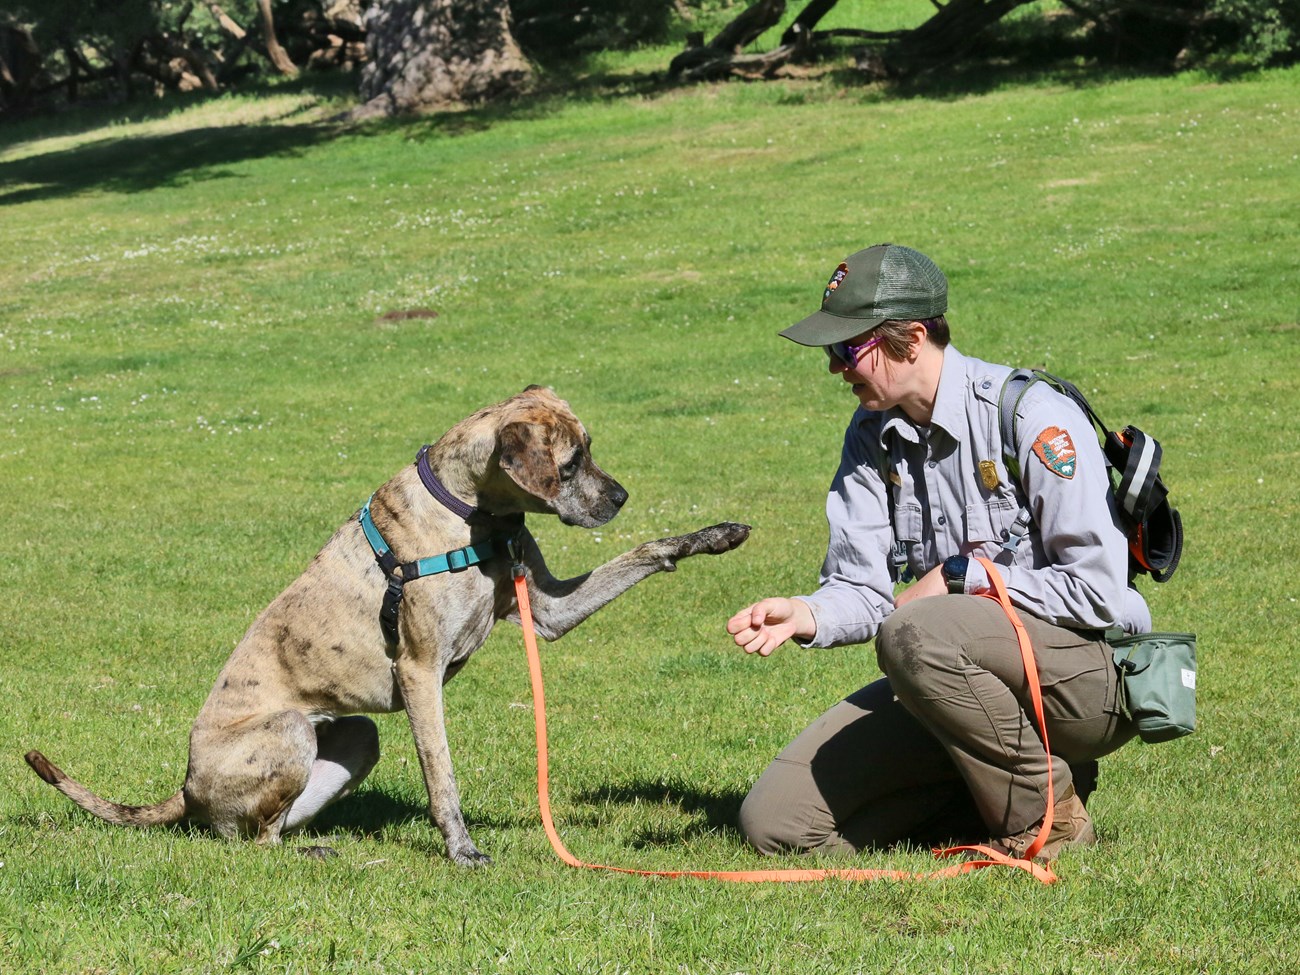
[882,0,1035,76]
[256,0,299,76]
[354,0,532,118]
[207,2,248,41]
[0,25,42,113]
[780,0,841,46]
[711,0,787,52]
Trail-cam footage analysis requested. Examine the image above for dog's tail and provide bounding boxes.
[24,750,187,828]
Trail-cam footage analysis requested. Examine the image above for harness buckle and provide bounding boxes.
[379,577,405,648]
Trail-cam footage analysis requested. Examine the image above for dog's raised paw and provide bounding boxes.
[695,522,752,554]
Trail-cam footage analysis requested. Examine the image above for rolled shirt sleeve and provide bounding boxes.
[797,412,897,648]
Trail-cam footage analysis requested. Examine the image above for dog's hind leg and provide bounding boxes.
[281,716,380,833]
[188,710,317,843]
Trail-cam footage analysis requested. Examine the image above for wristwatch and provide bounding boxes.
[942,555,969,595]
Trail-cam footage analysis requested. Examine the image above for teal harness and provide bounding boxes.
[360,445,522,648]
[360,496,497,579]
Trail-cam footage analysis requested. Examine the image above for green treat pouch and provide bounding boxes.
[1111,632,1197,743]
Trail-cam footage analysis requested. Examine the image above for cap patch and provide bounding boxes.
[1032,426,1077,479]
[823,263,849,304]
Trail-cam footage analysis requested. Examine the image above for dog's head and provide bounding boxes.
[488,386,628,528]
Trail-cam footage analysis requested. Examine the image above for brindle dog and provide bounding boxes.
[26,386,750,865]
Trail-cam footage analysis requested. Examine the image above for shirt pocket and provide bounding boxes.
[965,497,1020,545]
[894,501,923,543]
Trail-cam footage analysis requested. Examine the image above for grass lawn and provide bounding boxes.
[2,22,1299,974]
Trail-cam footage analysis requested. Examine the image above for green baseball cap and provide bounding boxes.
[780,243,948,346]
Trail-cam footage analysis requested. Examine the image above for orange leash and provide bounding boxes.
[937,556,1057,865]
[511,558,1056,884]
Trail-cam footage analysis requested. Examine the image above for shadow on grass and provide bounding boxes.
[0,68,671,206]
[301,776,745,852]
[0,120,337,207]
[2,39,1255,210]
[306,788,540,842]
[573,778,747,847]
[305,788,429,839]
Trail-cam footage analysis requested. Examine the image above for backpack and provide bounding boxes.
[998,369,1184,584]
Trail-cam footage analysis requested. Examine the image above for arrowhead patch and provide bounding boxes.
[1032,426,1077,479]
[823,262,849,304]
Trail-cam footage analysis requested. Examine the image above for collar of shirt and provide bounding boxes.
[877,345,971,448]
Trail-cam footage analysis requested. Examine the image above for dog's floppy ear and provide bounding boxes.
[498,421,560,500]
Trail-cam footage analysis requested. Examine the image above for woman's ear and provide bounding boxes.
[908,321,929,362]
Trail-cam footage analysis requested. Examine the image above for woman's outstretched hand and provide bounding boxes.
[727,598,815,656]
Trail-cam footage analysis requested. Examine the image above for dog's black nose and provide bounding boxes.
[610,483,629,509]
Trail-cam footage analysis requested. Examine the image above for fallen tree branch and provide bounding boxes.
[206,2,248,40]
[669,0,788,77]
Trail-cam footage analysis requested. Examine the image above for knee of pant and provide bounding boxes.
[875,601,941,682]
[738,782,797,856]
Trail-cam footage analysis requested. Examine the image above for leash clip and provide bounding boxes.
[506,537,526,580]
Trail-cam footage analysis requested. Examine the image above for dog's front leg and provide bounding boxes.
[513,522,750,640]
[393,657,489,866]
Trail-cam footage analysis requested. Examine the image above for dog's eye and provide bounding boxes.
[559,453,582,480]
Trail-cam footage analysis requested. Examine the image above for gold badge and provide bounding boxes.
[979,460,1000,491]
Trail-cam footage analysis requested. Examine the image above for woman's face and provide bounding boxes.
[827,329,907,411]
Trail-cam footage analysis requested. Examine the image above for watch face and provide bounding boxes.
[944,556,968,592]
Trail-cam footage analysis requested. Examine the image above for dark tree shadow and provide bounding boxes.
[2,27,1249,209]
[0,120,337,207]
[0,69,675,205]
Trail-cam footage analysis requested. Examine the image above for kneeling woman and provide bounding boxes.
[727,244,1149,860]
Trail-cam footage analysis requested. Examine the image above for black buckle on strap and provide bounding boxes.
[380,576,405,649]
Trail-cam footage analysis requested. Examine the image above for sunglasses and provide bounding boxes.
[825,333,884,370]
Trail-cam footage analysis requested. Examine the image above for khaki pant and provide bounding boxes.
[739,596,1134,855]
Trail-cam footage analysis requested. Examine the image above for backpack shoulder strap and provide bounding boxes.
[993,369,1042,558]
[997,368,1183,583]
[997,368,1041,480]
[1035,371,1164,525]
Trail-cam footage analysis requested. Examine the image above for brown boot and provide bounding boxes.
[988,785,1097,862]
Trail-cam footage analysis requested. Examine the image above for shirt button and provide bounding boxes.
[937,515,947,526]
[981,380,992,390]
[928,460,937,469]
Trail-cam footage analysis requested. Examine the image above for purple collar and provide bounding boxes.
[416,445,477,522]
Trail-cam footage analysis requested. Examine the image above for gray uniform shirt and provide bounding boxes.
[799,346,1152,648]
